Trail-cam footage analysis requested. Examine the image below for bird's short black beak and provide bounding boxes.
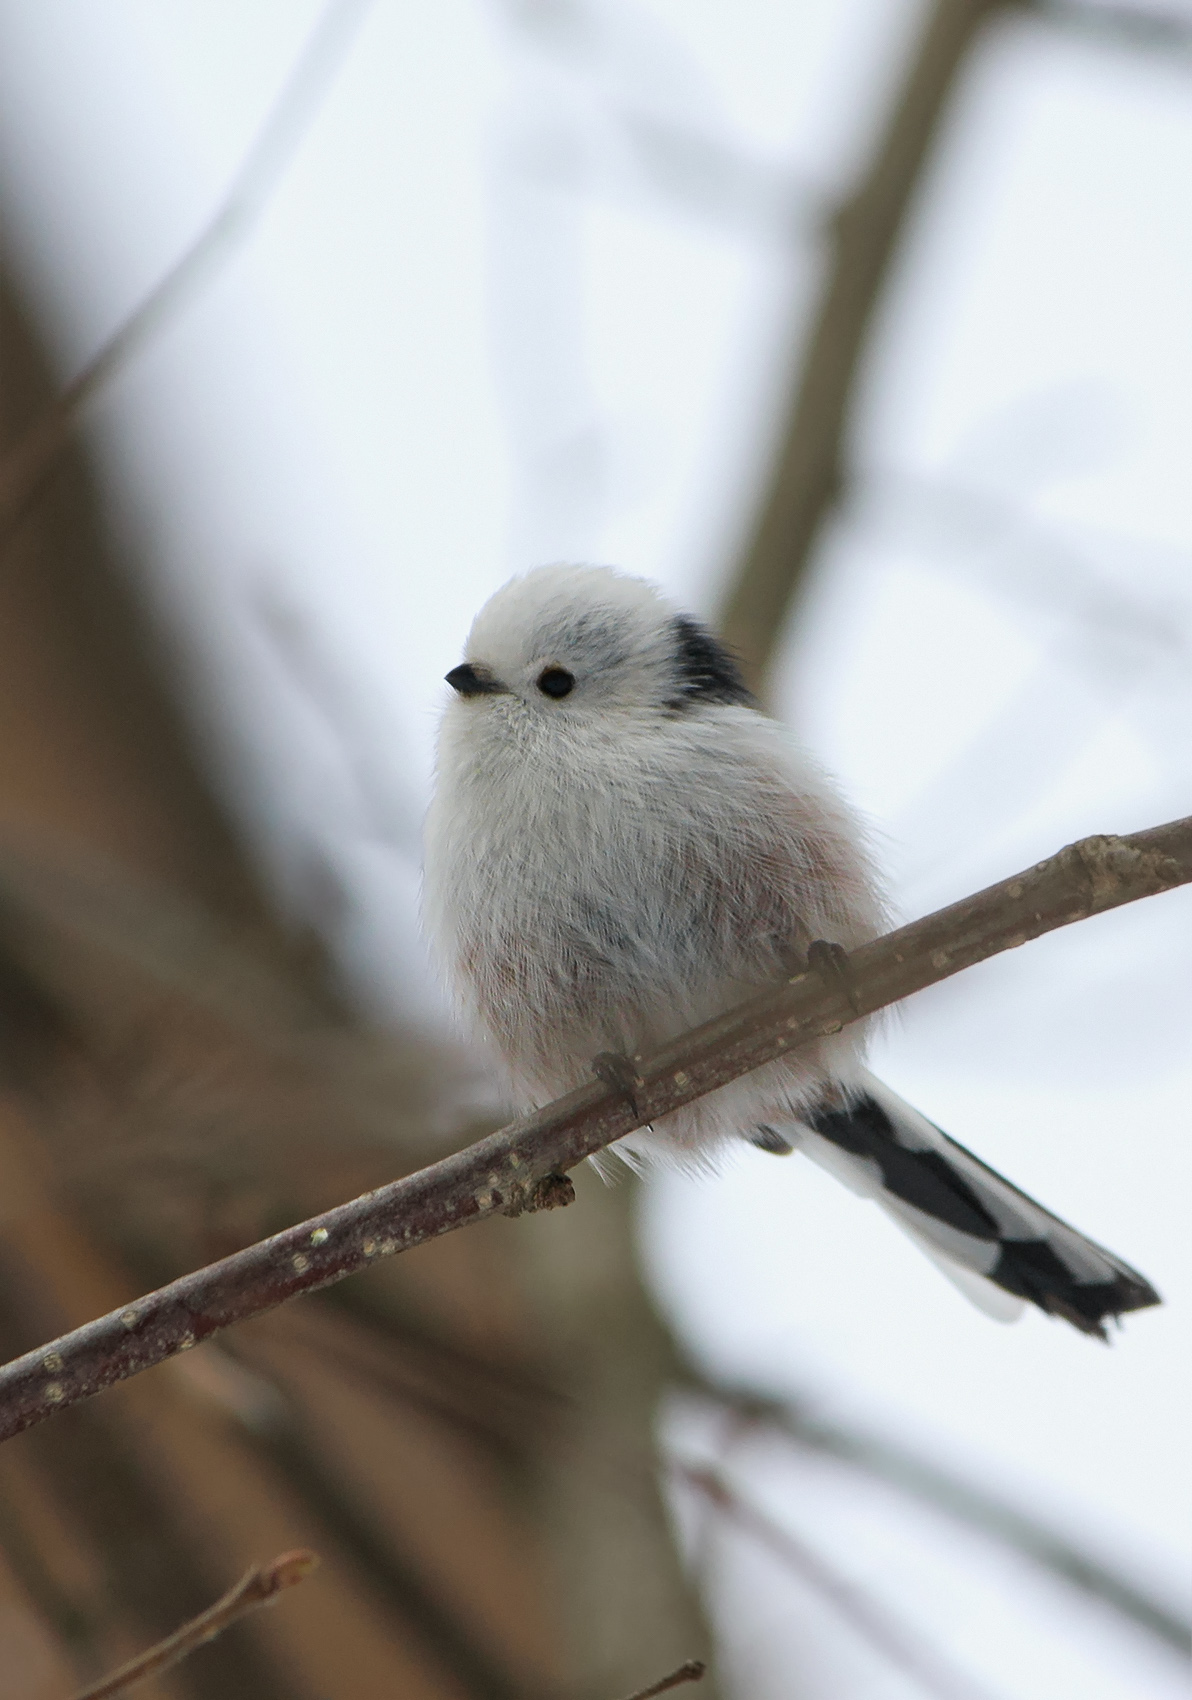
[446,663,503,696]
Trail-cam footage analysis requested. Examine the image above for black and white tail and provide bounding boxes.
[777,1072,1159,1337]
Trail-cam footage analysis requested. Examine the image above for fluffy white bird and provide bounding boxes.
[424,564,1159,1337]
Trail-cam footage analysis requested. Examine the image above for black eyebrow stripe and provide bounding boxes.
[666,615,754,709]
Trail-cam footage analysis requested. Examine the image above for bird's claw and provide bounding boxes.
[592,1051,645,1119]
[750,1125,795,1155]
[806,938,861,1016]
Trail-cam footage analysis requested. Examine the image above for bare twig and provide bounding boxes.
[68,1549,318,1700]
[679,1465,1000,1700]
[687,1381,1191,1656]
[718,0,1009,694]
[614,1659,706,1700]
[0,816,1187,1442]
[0,0,375,549]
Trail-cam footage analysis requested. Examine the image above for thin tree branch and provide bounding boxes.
[615,1660,706,1700]
[1035,0,1192,57]
[0,816,1187,1443]
[68,1549,318,1700]
[0,0,375,549]
[687,1380,1192,1655]
[678,1464,1001,1700]
[718,0,1011,695]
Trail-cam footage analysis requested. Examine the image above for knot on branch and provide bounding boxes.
[1069,835,1184,912]
[500,1173,575,1218]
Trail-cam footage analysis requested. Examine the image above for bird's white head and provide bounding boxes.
[444,563,753,720]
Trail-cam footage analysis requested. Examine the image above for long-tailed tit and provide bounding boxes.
[424,565,1158,1336]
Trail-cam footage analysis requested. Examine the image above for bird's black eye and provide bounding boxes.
[536,667,575,699]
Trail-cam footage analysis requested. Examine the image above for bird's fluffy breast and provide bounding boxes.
[425,702,885,1127]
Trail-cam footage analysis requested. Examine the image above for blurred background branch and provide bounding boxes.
[677,1379,1191,1654]
[1037,1,1192,55]
[0,0,374,550]
[718,0,1010,696]
[677,1463,1001,1700]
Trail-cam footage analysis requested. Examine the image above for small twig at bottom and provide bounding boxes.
[68,1549,318,1700]
[614,1659,706,1700]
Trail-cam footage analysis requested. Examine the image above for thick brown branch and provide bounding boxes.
[0,816,1187,1443]
[718,0,1010,694]
[69,1549,318,1700]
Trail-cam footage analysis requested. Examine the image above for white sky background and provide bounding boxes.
[0,2,1189,1696]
